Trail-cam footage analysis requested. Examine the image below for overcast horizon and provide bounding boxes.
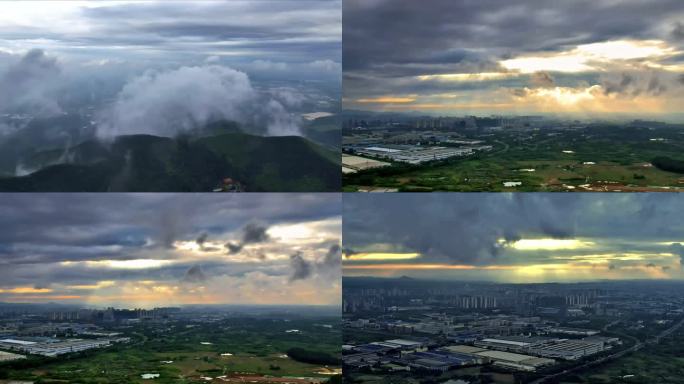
[0,194,342,307]
[343,0,684,121]
[343,193,684,283]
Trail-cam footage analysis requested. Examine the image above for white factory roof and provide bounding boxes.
[476,350,539,363]
[480,338,530,347]
[385,339,423,346]
[442,345,487,354]
[364,146,402,153]
[0,339,36,345]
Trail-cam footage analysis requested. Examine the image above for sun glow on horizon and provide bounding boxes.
[345,252,421,261]
[501,40,679,74]
[502,238,595,251]
[416,72,515,82]
[61,259,176,270]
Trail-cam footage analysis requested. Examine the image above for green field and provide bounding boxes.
[0,317,341,384]
[343,125,684,192]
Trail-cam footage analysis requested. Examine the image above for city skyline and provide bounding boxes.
[0,194,342,307]
[343,0,684,120]
[343,194,684,282]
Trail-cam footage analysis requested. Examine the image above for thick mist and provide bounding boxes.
[96,65,302,138]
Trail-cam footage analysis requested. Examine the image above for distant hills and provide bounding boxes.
[0,121,340,192]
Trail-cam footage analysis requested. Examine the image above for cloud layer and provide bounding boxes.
[343,194,684,282]
[343,0,684,119]
[97,65,300,137]
[0,1,341,149]
[0,194,341,307]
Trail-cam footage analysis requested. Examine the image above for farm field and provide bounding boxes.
[343,125,684,192]
[0,317,342,384]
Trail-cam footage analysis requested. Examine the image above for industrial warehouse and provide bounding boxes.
[350,144,492,165]
[0,337,127,357]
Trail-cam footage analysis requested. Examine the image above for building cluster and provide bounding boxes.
[344,332,620,374]
[342,283,684,318]
[342,115,554,132]
[30,307,182,323]
[343,280,684,382]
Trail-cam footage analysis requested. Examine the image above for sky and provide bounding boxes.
[0,1,340,74]
[0,194,341,308]
[343,193,684,283]
[343,0,684,120]
[0,0,341,138]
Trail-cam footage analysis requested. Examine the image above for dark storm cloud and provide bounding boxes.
[194,233,221,252]
[343,194,684,265]
[345,0,683,72]
[530,72,555,88]
[601,72,672,97]
[243,223,270,244]
[673,22,684,40]
[671,243,684,266]
[0,193,340,289]
[321,244,342,268]
[289,251,313,281]
[226,223,272,254]
[196,233,209,247]
[182,265,208,284]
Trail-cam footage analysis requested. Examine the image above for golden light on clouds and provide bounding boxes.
[502,55,591,74]
[514,264,578,277]
[77,273,340,307]
[356,97,417,104]
[576,40,676,61]
[0,287,53,294]
[5,295,82,301]
[344,263,515,271]
[269,223,313,239]
[352,38,684,113]
[67,281,117,290]
[416,72,514,82]
[345,252,421,261]
[559,252,677,264]
[344,261,679,282]
[377,102,515,110]
[522,86,600,106]
[61,259,175,269]
[501,39,680,74]
[509,85,671,114]
[503,238,595,251]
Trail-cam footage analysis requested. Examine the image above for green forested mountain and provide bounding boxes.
[0,128,340,192]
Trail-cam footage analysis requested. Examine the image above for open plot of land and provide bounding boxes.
[560,329,684,384]
[341,155,391,173]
